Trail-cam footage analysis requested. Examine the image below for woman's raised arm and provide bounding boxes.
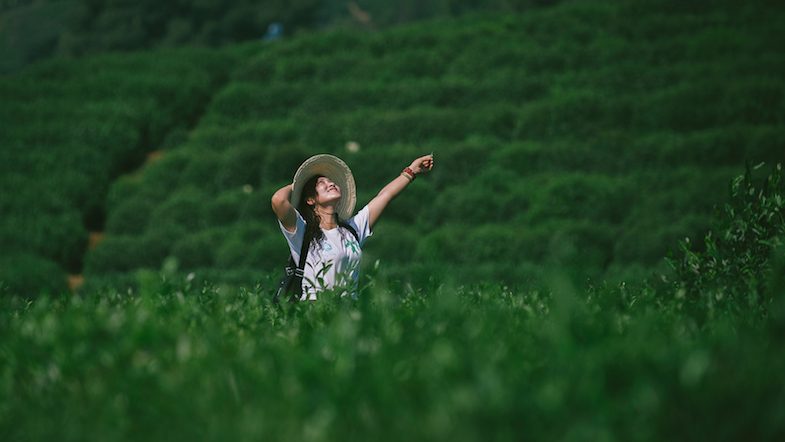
[367,154,434,229]
[271,183,297,233]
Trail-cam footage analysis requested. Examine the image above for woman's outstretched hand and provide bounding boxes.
[409,154,435,176]
[368,154,435,229]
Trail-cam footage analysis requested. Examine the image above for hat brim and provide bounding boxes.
[291,154,356,220]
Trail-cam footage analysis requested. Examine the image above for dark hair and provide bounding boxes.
[298,175,354,252]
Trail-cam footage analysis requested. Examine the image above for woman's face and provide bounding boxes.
[309,176,341,206]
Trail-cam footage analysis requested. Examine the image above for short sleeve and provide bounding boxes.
[347,204,373,246]
[278,209,307,262]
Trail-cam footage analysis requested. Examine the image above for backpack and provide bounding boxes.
[273,222,360,303]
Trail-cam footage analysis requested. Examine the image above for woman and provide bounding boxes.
[271,153,434,300]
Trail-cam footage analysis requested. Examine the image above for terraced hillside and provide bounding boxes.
[3,0,785,295]
[0,48,247,295]
[91,1,785,289]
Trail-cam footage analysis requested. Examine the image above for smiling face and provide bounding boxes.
[305,175,342,208]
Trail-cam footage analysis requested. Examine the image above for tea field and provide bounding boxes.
[2,1,784,293]
[1,0,785,439]
[87,0,785,291]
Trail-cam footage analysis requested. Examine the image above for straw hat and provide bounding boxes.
[291,154,356,220]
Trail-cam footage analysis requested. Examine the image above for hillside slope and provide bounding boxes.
[0,47,248,295]
[86,0,785,290]
[2,0,784,295]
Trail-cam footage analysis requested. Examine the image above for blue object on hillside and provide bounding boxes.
[263,23,284,42]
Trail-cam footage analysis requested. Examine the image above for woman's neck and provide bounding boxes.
[316,206,338,230]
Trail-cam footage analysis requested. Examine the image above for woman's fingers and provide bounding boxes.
[410,154,434,174]
[421,155,434,171]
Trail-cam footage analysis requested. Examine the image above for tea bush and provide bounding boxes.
[171,229,222,269]
[523,173,633,224]
[204,191,247,226]
[0,253,68,296]
[105,196,156,235]
[214,222,279,269]
[210,82,303,120]
[668,163,785,323]
[149,187,209,232]
[84,235,149,273]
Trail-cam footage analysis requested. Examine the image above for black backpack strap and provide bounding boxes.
[273,226,314,304]
[287,226,314,303]
[339,221,360,243]
[275,223,357,304]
